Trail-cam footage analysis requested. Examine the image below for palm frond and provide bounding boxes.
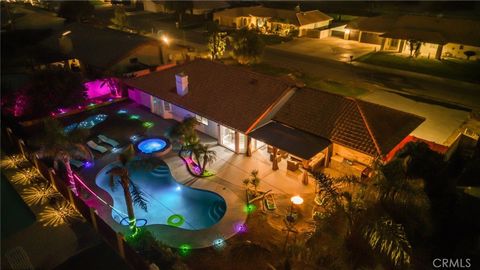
[362,216,412,268]
[130,181,148,212]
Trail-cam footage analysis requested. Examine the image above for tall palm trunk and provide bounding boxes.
[120,176,136,230]
[59,151,78,196]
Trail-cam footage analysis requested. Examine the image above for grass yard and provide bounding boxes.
[356,52,480,83]
[248,63,368,97]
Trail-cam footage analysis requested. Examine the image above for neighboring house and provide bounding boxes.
[124,59,424,176]
[1,4,65,31]
[213,6,334,37]
[346,15,480,60]
[143,0,229,15]
[39,23,162,75]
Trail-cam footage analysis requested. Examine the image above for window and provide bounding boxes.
[460,45,464,50]
[163,101,171,112]
[195,115,208,125]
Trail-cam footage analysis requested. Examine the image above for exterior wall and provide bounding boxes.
[128,89,151,108]
[398,41,440,58]
[213,14,240,28]
[332,143,374,166]
[143,0,170,13]
[443,43,480,60]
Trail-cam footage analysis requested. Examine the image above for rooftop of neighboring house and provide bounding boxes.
[214,6,332,26]
[347,14,480,47]
[40,23,159,70]
[273,87,425,157]
[124,59,297,133]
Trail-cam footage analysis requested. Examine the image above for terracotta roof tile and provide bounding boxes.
[124,59,295,132]
[274,88,425,156]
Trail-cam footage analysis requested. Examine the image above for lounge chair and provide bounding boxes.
[98,134,119,147]
[5,246,34,270]
[264,193,277,210]
[69,159,84,169]
[87,141,108,153]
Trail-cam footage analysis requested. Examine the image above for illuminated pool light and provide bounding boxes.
[129,114,140,120]
[130,135,141,142]
[84,161,93,168]
[178,244,192,257]
[117,109,127,114]
[176,186,181,191]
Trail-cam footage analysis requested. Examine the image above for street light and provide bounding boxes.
[159,34,170,65]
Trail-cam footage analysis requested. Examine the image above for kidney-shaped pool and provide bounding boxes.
[95,158,226,230]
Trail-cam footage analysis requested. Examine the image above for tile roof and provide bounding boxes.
[124,59,296,133]
[274,88,425,156]
[214,6,331,26]
[347,15,480,47]
[40,23,158,69]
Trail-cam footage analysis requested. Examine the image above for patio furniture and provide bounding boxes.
[87,141,108,153]
[69,159,84,169]
[5,246,34,270]
[287,159,300,171]
[264,193,277,210]
[98,134,119,147]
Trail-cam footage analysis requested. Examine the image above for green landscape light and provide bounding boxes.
[88,103,95,107]
[129,114,140,120]
[142,121,154,128]
[243,204,256,214]
[178,244,192,257]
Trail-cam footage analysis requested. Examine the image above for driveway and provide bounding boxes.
[269,37,379,62]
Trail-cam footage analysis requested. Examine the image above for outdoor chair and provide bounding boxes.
[98,134,119,147]
[87,141,108,154]
[69,159,84,169]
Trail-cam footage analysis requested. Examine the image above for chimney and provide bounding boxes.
[175,72,188,96]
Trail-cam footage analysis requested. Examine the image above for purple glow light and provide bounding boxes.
[234,222,248,233]
[84,161,93,168]
[84,79,114,99]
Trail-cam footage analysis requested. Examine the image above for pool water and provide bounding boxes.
[137,138,167,154]
[95,158,226,230]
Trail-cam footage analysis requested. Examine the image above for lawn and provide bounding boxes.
[248,63,368,97]
[356,52,480,83]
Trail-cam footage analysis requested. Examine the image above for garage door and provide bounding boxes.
[360,32,382,45]
[348,30,359,41]
[331,30,345,38]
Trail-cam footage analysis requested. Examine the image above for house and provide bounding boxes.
[124,59,424,176]
[143,0,229,15]
[213,6,333,37]
[345,15,480,60]
[39,23,163,75]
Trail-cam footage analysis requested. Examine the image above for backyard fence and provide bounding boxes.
[6,127,150,270]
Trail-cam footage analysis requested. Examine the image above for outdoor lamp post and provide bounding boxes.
[289,195,304,217]
[159,34,170,65]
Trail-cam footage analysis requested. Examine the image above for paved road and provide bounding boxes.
[263,48,480,111]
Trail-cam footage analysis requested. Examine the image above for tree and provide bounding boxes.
[32,119,93,196]
[208,31,227,60]
[12,68,87,120]
[166,116,199,151]
[243,170,261,195]
[111,5,129,30]
[58,1,94,23]
[107,145,148,231]
[191,143,217,175]
[229,28,265,65]
[463,51,476,60]
[164,1,193,27]
[408,39,422,57]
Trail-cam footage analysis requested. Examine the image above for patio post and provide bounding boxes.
[272,147,279,171]
[302,160,309,185]
[246,136,252,157]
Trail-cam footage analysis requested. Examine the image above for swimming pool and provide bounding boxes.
[135,137,171,157]
[95,158,226,230]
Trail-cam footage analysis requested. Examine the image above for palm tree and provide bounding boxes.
[191,144,217,175]
[167,116,199,152]
[107,145,148,231]
[33,119,93,195]
[249,170,260,195]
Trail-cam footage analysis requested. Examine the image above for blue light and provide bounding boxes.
[112,147,121,153]
[212,238,226,250]
[176,186,181,191]
[84,161,93,168]
[137,138,167,154]
[117,109,127,114]
[130,135,140,142]
[78,114,108,129]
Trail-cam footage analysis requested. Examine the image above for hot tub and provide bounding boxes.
[135,137,171,157]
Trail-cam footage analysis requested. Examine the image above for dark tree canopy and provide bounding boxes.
[58,1,94,22]
[230,28,265,65]
[13,68,87,120]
